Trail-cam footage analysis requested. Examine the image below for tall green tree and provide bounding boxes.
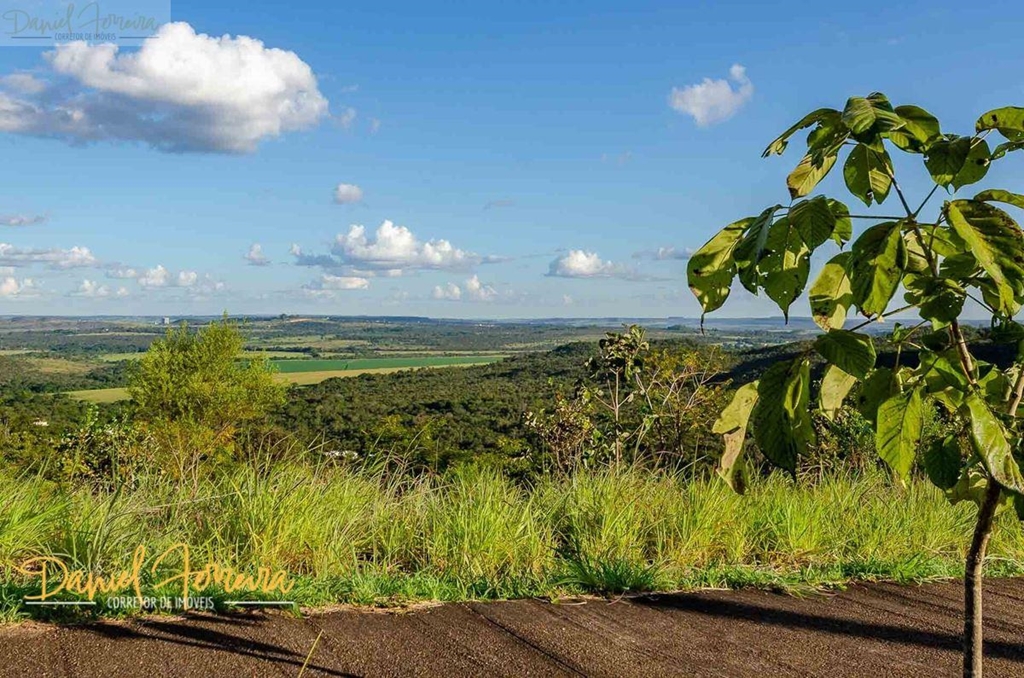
[129,318,285,439]
[688,93,1024,677]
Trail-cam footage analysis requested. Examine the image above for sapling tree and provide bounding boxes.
[687,93,1024,677]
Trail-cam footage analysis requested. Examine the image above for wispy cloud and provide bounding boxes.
[0,214,47,227]
[633,246,693,261]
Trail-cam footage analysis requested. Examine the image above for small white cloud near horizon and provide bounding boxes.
[70,279,129,298]
[633,246,694,261]
[432,281,462,301]
[0,276,36,298]
[548,250,620,278]
[0,243,96,269]
[318,274,370,290]
[1,214,47,227]
[245,243,271,266]
[333,183,364,204]
[301,273,371,298]
[432,275,499,302]
[133,265,222,296]
[669,64,753,126]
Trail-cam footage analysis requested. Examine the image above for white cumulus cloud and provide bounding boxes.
[244,243,270,266]
[0,277,36,298]
[432,282,462,301]
[137,265,171,288]
[333,183,364,204]
[293,221,486,275]
[70,279,127,298]
[0,22,329,153]
[548,250,620,278]
[433,275,499,302]
[669,64,753,126]
[335,221,477,271]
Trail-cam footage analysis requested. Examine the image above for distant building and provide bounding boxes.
[162,317,171,325]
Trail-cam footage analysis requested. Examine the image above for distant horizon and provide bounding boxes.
[0,312,993,327]
[2,2,1017,317]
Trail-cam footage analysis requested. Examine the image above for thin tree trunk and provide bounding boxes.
[964,481,1001,678]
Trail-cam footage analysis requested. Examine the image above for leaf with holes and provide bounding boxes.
[844,143,893,206]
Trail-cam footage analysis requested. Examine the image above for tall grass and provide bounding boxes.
[2,463,1022,620]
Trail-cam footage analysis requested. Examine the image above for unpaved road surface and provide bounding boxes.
[3,579,1024,677]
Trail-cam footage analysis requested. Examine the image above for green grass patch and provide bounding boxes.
[2,465,1022,622]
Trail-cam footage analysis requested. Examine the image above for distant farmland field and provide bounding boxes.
[269,356,502,373]
[68,355,504,403]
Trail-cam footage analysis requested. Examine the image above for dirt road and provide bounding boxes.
[3,579,1024,677]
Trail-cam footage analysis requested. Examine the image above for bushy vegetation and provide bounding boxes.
[3,462,1024,621]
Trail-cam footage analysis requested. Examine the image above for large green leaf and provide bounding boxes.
[751,359,815,473]
[759,218,810,320]
[787,151,838,199]
[809,252,853,330]
[790,196,837,249]
[814,329,876,378]
[925,137,971,188]
[923,436,962,490]
[712,381,758,493]
[819,364,858,421]
[951,140,991,190]
[887,105,941,152]
[902,232,930,274]
[713,381,759,435]
[841,94,903,140]
[687,219,750,315]
[843,144,893,206]
[850,222,906,317]
[946,200,1024,317]
[976,107,1024,141]
[963,393,1024,494]
[762,108,842,157]
[876,388,924,480]
[919,349,969,410]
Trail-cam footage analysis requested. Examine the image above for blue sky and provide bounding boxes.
[0,0,1022,317]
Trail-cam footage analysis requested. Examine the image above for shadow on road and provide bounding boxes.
[73,617,356,677]
[636,593,1024,662]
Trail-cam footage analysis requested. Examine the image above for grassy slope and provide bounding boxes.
[2,465,1022,621]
